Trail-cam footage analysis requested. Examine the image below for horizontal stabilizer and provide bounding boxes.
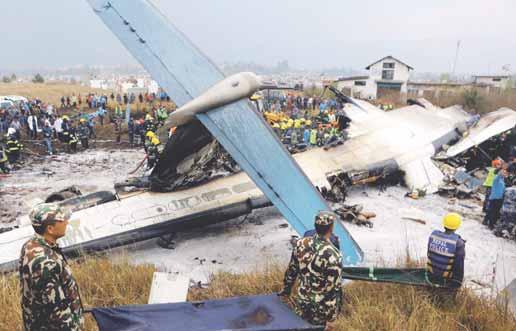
[445,108,516,158]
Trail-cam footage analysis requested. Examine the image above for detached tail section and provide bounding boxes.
[87,0,363,264]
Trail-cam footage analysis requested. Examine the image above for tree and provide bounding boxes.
[2,76,11,83]
[32,73,45,83]
[10,74,16,82]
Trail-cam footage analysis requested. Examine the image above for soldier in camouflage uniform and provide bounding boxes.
[279,211,343,329]
[19,203,84,331]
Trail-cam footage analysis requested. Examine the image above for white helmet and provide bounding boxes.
[7,128,16,136]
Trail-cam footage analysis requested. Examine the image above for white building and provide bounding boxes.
[334,76,374,99]
[89,79,113,90]
[335,56,413,100]
[473,75,510,89]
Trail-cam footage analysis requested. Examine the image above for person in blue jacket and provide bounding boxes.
[483,168,508,229]
[427,213,465,292]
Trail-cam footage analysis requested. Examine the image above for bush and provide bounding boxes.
[32,73,45,84]
[462,89,484,111]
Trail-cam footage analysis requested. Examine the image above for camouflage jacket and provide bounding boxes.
[281,234,343,325]
[19,234,84,331]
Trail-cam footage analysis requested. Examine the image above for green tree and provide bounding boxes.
[32,73,45,83]
[10,74,16,82]
[2,76,11,83]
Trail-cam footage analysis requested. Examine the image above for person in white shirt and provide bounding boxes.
[54,117,63,141]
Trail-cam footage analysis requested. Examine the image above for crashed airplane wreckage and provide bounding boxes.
[2,0,516,281]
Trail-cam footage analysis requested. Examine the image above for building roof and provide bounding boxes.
[365,56,414,70]
[336,75,369,82]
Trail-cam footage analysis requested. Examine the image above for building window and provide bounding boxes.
[493,78,502,82]
[383,62,395,69]
[382,70,394,80]
[354,81,366,86]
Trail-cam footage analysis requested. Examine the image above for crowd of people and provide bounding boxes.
[58,90,171,109]
[482,155,516,229]
[260,93,352,152]
[0,92,171,174]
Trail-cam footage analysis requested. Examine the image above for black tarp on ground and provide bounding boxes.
[91,294,323,331]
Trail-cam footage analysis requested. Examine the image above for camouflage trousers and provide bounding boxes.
[292,298,330,326]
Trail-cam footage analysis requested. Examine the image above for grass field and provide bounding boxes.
[0,82,112,106]
[1,257,514,331]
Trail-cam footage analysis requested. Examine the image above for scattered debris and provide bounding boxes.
[334,204,375,227]
[323,171,349,202]
[402,217,427,225]
[157,233,177,249]
[405,189,426,200]
[400,208,427,225]
[45,186,82,202]
[194,257,207,265]
[148,273,189,304]
[438,166,484,199]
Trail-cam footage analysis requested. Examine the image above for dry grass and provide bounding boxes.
[1,256,515,331]
[428,87,516,114]
[0,256,155,331]
[190,264,516,331]
[0,82,112,106]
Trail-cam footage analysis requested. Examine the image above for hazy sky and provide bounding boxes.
[1,0,515,74]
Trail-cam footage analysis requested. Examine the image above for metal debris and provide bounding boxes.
[334,204,375,227]
[438,166,484,199]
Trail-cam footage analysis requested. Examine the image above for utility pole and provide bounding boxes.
[452,40,461,78]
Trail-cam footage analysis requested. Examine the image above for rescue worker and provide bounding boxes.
[61,116,71,152]
[309,127,317,146]
[316,127,325,147]
[145,131,161,169]
[156,106,168,126]
[19,203,84,330]
[482,159,503,211]
[42,120,53,155]
[77,118,90,149]
[113,103,123,119]
[6,128,23,164]
[144,114,157,133]
[279,211,343,329]
[291,129,299,147]
[0,144,9,173]
[483,168,508,229]
[303,127,310,145]
[272,122,281,137]
[427,213,465,292]
[68,122,79,153]
[128,118,135,146]
[114,118,122,144]
[136,119,145,146]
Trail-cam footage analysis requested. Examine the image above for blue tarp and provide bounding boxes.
[91,294,323,331]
